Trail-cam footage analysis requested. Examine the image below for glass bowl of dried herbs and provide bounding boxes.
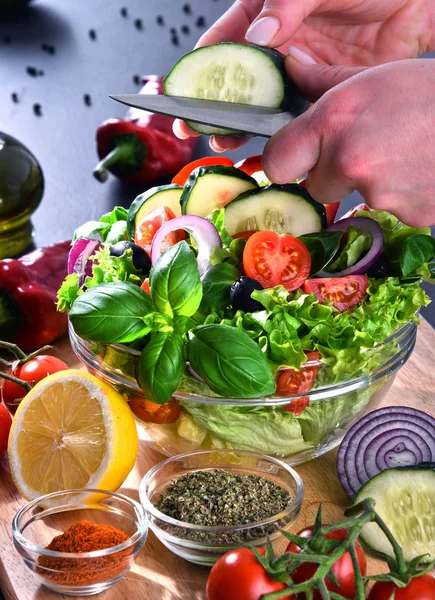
[139,449,304,566]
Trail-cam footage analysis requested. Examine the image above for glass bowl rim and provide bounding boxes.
[12,488,148,560]
[139,448,304,534]
[69,319,417,406]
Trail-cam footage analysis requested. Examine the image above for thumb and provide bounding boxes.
[286,47,368,101]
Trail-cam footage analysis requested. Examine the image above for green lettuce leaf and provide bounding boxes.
[326,226,372,273]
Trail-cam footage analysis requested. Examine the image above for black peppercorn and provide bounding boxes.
[33,103,42,116]
[170,27,176,34]
[120,7,128,17]
[26,66,38,77]
[83,94,92,107]
[156,15,164,25]
[11,92,19,104]
[134,18,143,30]
[182,4,191,14]
[133,74,141,85]
[181,24,190,34]
[171,34,180,46]
[89,29,97,40]
[196,16,206,27]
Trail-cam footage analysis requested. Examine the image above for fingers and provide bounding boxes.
[173,119,202,140]
[245,0,320,48]
[209,135,249,153]
[196,0,263,47]
[286,48,368,101]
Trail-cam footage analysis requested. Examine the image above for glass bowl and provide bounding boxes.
[12,489,148,596]
[69,320,417,465]
[139,449,304,565]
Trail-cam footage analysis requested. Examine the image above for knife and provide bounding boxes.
[110,94,306,138]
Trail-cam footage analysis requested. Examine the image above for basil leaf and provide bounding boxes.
[299,231,343,275]
[150,241,202,317]
[105,220,128,245]
[69,281,154,344]
[73,221,109,242]
[187,324,276,398]
[137,331,185,404]
[400,235,435,276]
[100,206,128,224]
[201,263,240,310]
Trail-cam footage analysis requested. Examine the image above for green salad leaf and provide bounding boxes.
[207,208,233,248]
[299,231,343,275]
[150,241,202,317]
[200,263,240,310]
[69,281,153,344]
[73,206,128,243]
[326,226,371,273]
[137,332,185,404]
[187,324,276,398]
[400,235,435,277]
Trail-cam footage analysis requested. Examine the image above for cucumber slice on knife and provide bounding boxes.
[181,165,258,218]
[224,184,326,236]
[127,184,183,240]
[164,43,308,136]
[355,466,435,563]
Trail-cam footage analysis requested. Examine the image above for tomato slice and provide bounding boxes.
[171,157,234,186]
[134,206,186,256]
[128,397,181,424]
[232,230,258,242]
[243,231,311,291]
[277,351,320,414]
[299,179,339,225]
[303,275,368,312]
[141,279,150,294]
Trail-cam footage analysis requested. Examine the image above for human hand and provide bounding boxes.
[263,55,435,227]
[174,0,435,149]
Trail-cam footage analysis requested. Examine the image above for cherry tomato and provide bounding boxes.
[141,279,151,294]
[277,351,320,414]
[134,206,186,256]
[1,355,68,414]
[243,231,311,292]
[298,179,339,225]
[171,157,234,186]
[287,527,367,599]
[207,548,293,600]
[303,275,368,312]
[233,230,258,242]
[368,574,435,600]
[128,397,181,424]
[0,404,12,457]
[235,155,263,176]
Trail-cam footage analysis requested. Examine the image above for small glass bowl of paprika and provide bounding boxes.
[12,489,148,596]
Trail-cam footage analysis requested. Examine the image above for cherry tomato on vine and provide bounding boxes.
[172,157,234,186]
[243,231,311,292]
[277,351,320,414]
[128,397,181,424]
[134,206,186,256]
[206,548,293,600]
[1,355,68,414]
[0,404,12,457]
[287,527,367,600]
[303,275,368,312]
[368,575,435,600]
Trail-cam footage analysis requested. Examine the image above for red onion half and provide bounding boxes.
[319,216,383,277]
[67,238,100,286]
[337,406,435,499]
[150,215,222,276]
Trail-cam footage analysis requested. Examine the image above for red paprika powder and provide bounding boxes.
[37,520,131,586]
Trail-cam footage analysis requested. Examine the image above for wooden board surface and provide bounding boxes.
[1,318,434,600]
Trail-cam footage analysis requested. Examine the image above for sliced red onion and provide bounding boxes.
[337,406,435,499]
[318,217,383,277]
[150,215,222,275]
[187,363,205,383]
[68,238,100,286]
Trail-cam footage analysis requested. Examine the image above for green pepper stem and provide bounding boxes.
[93,142,139,183]
[0,371,31,392]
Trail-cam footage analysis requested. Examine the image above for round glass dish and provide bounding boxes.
[139,449,304,566]
[12,489,148,596]
[69,320,417,465]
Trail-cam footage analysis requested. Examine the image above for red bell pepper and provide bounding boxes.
[0,240,70,351]
[93,75,197,185]
[171,156,234,186]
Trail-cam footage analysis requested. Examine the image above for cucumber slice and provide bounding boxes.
[355,467,435,562]
[164,43,308,136]
[181,166,258,218]
[224,184,326,236]
[127,184,183,240]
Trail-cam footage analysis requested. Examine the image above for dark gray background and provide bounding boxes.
[1,0,434,324]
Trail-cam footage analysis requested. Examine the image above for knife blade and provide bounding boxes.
[110,94,299,138]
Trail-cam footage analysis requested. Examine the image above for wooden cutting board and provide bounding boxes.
[1,318,434,600]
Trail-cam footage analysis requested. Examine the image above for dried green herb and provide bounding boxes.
[155,469,292,545]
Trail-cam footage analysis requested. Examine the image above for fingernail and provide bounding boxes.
[287,45,316,65]
[245,16,280,45]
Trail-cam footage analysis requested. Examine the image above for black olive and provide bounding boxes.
[110,241,151,276]
[366,254,391,278]
[230,277,264,312]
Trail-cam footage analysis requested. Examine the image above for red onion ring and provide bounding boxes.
[67,238,100,286]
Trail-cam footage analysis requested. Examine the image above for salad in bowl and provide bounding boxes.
[59,157,434,463]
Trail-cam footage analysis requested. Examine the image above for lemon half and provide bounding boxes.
[8,370,138,500]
